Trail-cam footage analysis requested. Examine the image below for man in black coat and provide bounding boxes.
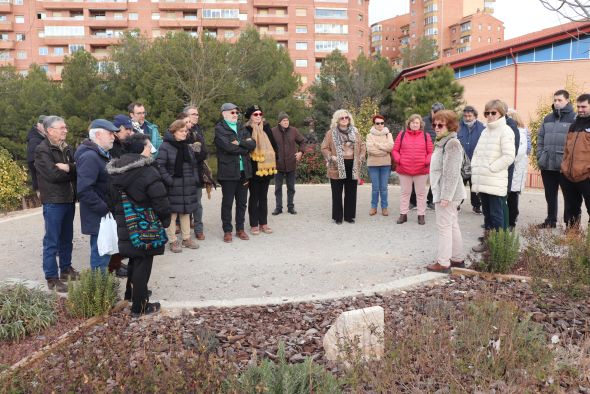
[214,103,256,243]
[35,116,78,293]
[27,115,47,196]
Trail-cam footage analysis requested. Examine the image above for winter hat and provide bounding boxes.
[431,102,445,113]
[244,105,262,119]
[277,112,289,122]
[463,105,478,117]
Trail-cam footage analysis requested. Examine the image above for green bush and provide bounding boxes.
[66,269,119,318]
[480,229,520,274]
[0,148,29,213]
[237,342,340,394]
[0,283,57,342]
[296,144,328,184]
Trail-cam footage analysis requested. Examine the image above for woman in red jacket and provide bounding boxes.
[392,114,434,225]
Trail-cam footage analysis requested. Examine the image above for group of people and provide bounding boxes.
[28,90,590,316]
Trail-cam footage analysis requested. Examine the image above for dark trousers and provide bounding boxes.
[559,175,590,228]
[507,191,520,228]
[463,177,481,208]
[219,172,248,233]
[540,170,561,224]
[42,203,75,279]
[410,184,433,205]
[275,170,296,211]
[127,255,153,314]
[330,159,357,222]
[480,193,507,231]
[248,176,271,227]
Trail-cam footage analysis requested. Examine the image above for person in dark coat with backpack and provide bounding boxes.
[156,119,200,253]
[107,133,171,317]
[457,105,485,214]
[26,115,47,195]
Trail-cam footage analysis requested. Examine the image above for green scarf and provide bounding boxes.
[435,130,451,141]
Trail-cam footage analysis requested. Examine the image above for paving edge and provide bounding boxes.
[160,271,448,310]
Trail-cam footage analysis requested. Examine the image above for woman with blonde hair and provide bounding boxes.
[366,114,394,216]
[392,113,434,225]
[506,109,529,228]
[321,109,366,224]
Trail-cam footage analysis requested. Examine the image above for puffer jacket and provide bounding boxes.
[366,127,394,167]
[107,154,171,258]
[471,117,515,196]
[561,115,590,182]
[34,139,76,204]
[536,102,576,171]
[429,133,466,203]
[156,132,199,214]
[457,119,485,160]
[392,129,433,176]
[511,127,529,192]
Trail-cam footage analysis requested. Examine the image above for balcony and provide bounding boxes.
[260,30,287,38]
[87,17,129,28]
[42,1,85,10]
[46,54,65,64]
[87,34,120,45]
[0,21,13,31]
[0,57,14,66]
[86,0,128,10]
[252,0,288,6]
[158,18,199,28]
[158,0,198,10]
[253,14,288,25]
[43,17,86,26]
[43,36,80,45]
[201,18,240,28]
[0,2,12,13]
[0,40,14,49]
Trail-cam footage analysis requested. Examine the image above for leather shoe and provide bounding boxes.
[369,208,377,216]
[223,232,232,243]
[195,232,205,240]
[288,208,297,215]
[450,260,466,268]
[236,230,250,240]
[272,209,282,216]
[426,262,451,273]
[115,266,128,278]
[396,214,407,224]
[418,215,425,225]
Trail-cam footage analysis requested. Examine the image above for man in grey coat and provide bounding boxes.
[536,89,576,228]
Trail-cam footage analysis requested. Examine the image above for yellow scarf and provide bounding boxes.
[249,121,277,176]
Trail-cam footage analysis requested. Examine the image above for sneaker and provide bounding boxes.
[251,226,260,235]
[169,240,182,253]
[472,242,488,253]
[272,209,283,216]
[427,202,435,211]
[536,221,557,229]
[260,225,273,234]
[472,206,482,214]
[60,266,80,281]
[131,302,161,318]
[47,278,68,293]
[181,239,199,249]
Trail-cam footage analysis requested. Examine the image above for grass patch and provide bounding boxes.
[66,269,119,318]
[0,283,57,342]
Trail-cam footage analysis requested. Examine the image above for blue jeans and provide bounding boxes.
[90,234,111,271]
[368,166,390,209]
[480,193,507,231]
[42,203,75,279]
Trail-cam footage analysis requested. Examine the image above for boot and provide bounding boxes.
[418,215,425,225]
[169,240,182,253]
[369,208,377,216]
[472,230,489,253]
[382,208,389,216]
[396,214,407,224]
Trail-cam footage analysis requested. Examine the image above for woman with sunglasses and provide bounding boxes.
[392,114,434,225]
[426,110,467,273]
[366,114,394,216]
[470,100,515,252]
[321,109,366,224]
[244,105,278,235]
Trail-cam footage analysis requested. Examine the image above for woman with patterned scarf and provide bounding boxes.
[321,109,366,224]
[244,105,279,235]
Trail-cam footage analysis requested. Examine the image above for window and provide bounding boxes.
[296,25,307,33]
[69,44,85,53]
[275,26,285,33]
[315,59,322,68]
[475,61,490,73]
[315,40,348,52]
[535,45,552,61]
[38,30,44,38]
[53,47,64,56]
[425,28,437,36]
[358,13,363,22]
[572,36,590,59]
[276,9,285,16]
[204,29,217,38]
[56,65,64,75]
[15,15,25,24]
[202,9,239,19]
[0,33,6,41]
[14,0,24,4]
[296,42,308,50]
[553,39,571,60]
[39,47,49,56]
[295,8,306,16]
[517,48,534,62]
[460,22,471,32]
[300,75,308,84]
[0,52,10,60]
[37,12,46,20]
[0,16,6,21]
[16,51,27,59]
[295,59,308,67]
[424,16,437,25]
[184,12,197,20]
[315,8,347,19]
[152,29,161,38]
[44,26,85,37]
[224,30,235,38]
[128,13,138,20]
[114,13,124,20]
[151,13,160,20]
[315,24,348,34]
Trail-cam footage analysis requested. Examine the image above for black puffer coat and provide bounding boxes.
[106,154,171,258]
[214,120,256,181]
[156,132,199,213]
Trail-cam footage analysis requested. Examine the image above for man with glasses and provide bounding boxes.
[214,103,256,243]
[35,116,79,292]
[128,102,163,151]
[457,105,485,214]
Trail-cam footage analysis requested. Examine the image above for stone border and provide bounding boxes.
[450,267,533,282]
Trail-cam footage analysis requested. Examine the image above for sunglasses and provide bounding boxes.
[374,122,384,125]
[484,111,498,116]
[229,111,239,115]
[432,123,446,129]
[340,116,350,120]
[251,112,263,117]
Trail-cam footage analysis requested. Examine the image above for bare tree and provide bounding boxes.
[539,0,590,21]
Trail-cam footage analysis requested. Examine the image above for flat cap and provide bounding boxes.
[89,119,118,132]
[220,103,239,112]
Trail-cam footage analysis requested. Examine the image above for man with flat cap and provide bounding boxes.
[75,119,118,271]
[214,103,256,243]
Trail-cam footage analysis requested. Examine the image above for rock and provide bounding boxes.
[322,306,384,365]
[531,312,546,322]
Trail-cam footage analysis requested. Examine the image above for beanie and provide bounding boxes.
[278,112,289,122]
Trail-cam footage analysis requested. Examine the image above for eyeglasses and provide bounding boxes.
[251,112,263,117]
[134,111,146,116]
[374,122,384,125]
[229,111,239,115]
[484,111,498,117]
[432,123,446,130]
[188,113,199,117]
[340,116,350,120]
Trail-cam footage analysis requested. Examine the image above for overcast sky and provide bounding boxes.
[369,0,569,39]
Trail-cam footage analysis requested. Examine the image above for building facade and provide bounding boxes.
[0,0,370,84]
[371,0,503,68]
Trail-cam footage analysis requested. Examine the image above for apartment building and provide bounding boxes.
[0,0,370,85]
[370,0,503,68]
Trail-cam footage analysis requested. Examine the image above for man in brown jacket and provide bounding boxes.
[271,112,306,215]
[560,93,590,229]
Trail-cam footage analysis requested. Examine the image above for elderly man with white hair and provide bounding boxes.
[74,119,118,271]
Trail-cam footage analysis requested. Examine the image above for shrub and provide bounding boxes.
[296,144,327,184]
[0,148,29,213]
[479,229,520,274]
[237,342,340,394]
[66,269,119,318]
[0,283,57,342]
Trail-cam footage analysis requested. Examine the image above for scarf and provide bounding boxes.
[464,120,476,129]
[248,120,277,176]
[435,130,451,141]
[168,139,192,178]
[331,125,359,180]
[369,126,390,136]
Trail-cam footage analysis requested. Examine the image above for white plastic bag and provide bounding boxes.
[98,213,119,256]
